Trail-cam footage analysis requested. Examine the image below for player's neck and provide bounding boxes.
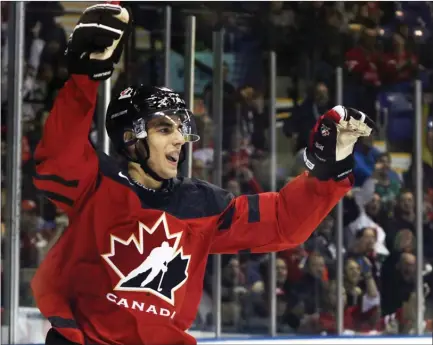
[128,162,163,190]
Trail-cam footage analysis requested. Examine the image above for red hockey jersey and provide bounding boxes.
[31,75,352,345]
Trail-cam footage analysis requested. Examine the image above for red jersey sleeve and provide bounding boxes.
[210,172,351,253]
[31,75,99,344]
[33,75,100,217]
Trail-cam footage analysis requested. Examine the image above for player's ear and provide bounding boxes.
[123,130,149,160]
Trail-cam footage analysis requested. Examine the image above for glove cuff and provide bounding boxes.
[303,148,353,181]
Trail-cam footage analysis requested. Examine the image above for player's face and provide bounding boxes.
[146,116,186,179]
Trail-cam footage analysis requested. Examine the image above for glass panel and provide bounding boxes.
[342,1,430,336]
[13,1,73,343]
[2,2,429,344]
[271,1,340,337]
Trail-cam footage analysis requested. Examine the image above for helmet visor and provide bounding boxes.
[133,108,200,143]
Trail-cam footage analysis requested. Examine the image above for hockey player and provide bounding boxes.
[32,4,375,345]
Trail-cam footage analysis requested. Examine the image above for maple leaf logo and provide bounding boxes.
[101,213,191,305]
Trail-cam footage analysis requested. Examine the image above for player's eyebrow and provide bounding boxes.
[151,117,182,129]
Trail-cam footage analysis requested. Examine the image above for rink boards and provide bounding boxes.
[1,308,432,344]
[196,335,433,345]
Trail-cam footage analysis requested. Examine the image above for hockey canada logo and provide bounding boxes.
[118,87,133,100]
[101,213,191,305]
[320,123,331,136]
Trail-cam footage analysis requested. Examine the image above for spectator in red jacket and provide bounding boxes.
[381,31,418,84]
[345,28,382,88]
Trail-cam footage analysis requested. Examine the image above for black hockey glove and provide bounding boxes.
[304,105,375,181]
[66,4,131,80]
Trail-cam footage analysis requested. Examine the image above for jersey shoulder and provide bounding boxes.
[96,150,134,189]
[172,177,234,219]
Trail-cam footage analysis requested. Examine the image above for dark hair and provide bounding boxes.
[355,227,378,239]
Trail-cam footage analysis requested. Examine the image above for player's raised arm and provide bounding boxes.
[33,4,130,217]
[211,106,375,253]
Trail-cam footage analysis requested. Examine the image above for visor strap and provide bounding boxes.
[135,142,165,182]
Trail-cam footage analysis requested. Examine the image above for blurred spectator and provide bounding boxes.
[348,2,382,34]
[203,62,238,151]
[20,200,42,268]
[284,252,327,330]
[220,257,250,326]
[346,228,382,287]
[404,116,433,192]
[282,81,330,154]
[25,2,67,107]
[346,190,389,257]
[343,257,380,308]
[353,135,381,187]
[362,153,401,214]
[224,179,241,197]
[299,279,380,335]
[379,290,432,334]
[345,5,383,121]
[278,246,309,285]
[343,258,364,307]
[192,158,209,182]
[381,252,416,315]
[304,214,337,271]
[381,26,418,84]
[251,258,290,324]
[425,219,433,261]
[264,1,297,76]
[238,85,268,152]
[386,189,416,248]
[345,27,381,89]
[223,129,264,195]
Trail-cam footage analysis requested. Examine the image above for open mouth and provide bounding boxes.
[166,153,179,165]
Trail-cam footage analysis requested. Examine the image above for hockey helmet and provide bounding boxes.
[105,85,200,180]
[106,85,199,149]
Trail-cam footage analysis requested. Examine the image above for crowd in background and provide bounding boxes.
[1,1,433,337]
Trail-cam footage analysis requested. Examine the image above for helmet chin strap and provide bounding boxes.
[134,141,165,182]
[123,139,186,184]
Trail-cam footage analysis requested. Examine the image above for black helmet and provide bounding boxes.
[105,85,200,180]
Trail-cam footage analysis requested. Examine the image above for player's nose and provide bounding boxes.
[173,129,186,146]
